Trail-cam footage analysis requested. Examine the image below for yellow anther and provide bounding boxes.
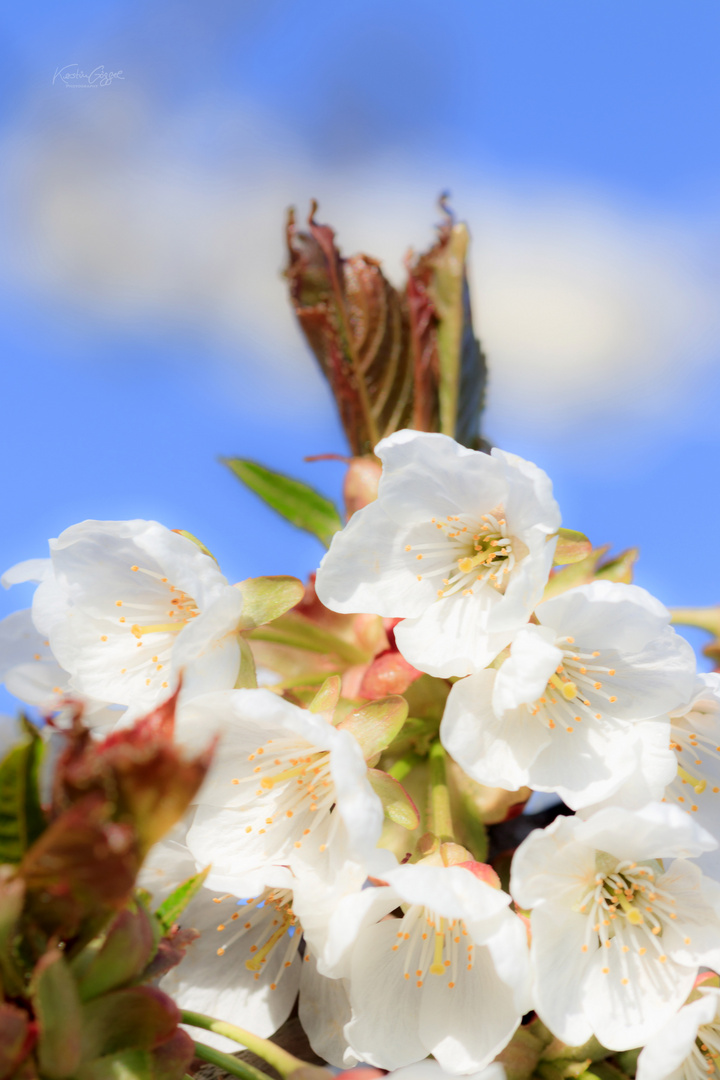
[549,673,577,700]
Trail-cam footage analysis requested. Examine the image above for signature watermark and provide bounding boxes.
[52,64,124,88]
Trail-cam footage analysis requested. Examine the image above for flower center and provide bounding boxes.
[668,712,720,814]
[574,857,684,981]
[126,565,200,639]
[404,508,525,600]
[212,889,301,990]
[689,1021,720,1078]
[229,737,335,853]
[528,637,619,734]
[389,904,471,991]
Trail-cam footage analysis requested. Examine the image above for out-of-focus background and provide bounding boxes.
[3,1,720,713]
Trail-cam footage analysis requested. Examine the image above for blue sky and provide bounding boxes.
[2,1,720,710]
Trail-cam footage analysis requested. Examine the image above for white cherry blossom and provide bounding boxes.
[510,803,720,1051]
[180,688,389,888]
[322,859,530,1075]
[0,606,121,730]
[315,430,560,676]
[142,828,360,1066]
[636,983,720,1080]
[666,674,720,825]
[4,520,244,719]
[442,581,696,809]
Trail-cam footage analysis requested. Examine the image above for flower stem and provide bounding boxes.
[387,750,422,782]
[182,1011,304,1078]
[428,740,453,842]
[191,1042,273,1080]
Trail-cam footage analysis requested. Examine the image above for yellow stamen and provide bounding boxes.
[678,765,707,795]
[549,673,578,700]
[429,928,446,976]
[245,912,294,972]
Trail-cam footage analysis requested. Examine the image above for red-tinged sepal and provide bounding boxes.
[367,769,420,830]
[337,696,408,762]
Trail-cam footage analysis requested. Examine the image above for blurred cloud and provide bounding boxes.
[3,89,720,436]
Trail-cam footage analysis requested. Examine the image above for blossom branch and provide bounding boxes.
[182,1010,318,1079]
[190,1041,276,1080]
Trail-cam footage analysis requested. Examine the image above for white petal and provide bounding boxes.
[636,992,720,1080]
[510,815,595,910]
[316,498,431,618]
[493,625,561,712]
[395,593,511,678]
[377,432,505,525]
[575,803,717,862]
[442,670,550,793]
[163,889,301,1051]
[583,937,696,1051]
[537,580,672,652]
[345,918,430,1070]
[419,940,520,1074]
[298,952,358,1070]
[1,558,51,588]
[530,904,594,1046]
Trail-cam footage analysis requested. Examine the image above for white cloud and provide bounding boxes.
[4,91,719,435]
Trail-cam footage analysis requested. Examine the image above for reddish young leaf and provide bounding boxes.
[54,691,214,858]
[285,204,412,455]
[0,1002,35,1079]
[20,793,138,940]
[140,924,200,982]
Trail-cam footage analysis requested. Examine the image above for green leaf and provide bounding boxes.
[80,987,179,1060]
[236,576,305,631]
[154,866,210,935]
[368,769,420,830]
[594,548,639,584]
[0,722,46,864]
[31,949,83,1078]
[222,458,342,547]
[553,528,592,565]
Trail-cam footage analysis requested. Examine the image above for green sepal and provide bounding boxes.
[0,720,46,865]
[235,637,258,689]
[0,873,26,998]
[543,547,608,600]
[368,769,420,830]
[154,866,210,935]
[236,576,305,631]
[553,528,592,565]
[308,675,342,716]
[222,458,343,547]
[31,948,83,1078]
[249,613,368,666]
[337,696,408,761]
[79,986,179,1060]
[172,530,217,562]
[593,547,638,584]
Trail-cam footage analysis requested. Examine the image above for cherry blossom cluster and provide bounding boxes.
[3,429,720,1079]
